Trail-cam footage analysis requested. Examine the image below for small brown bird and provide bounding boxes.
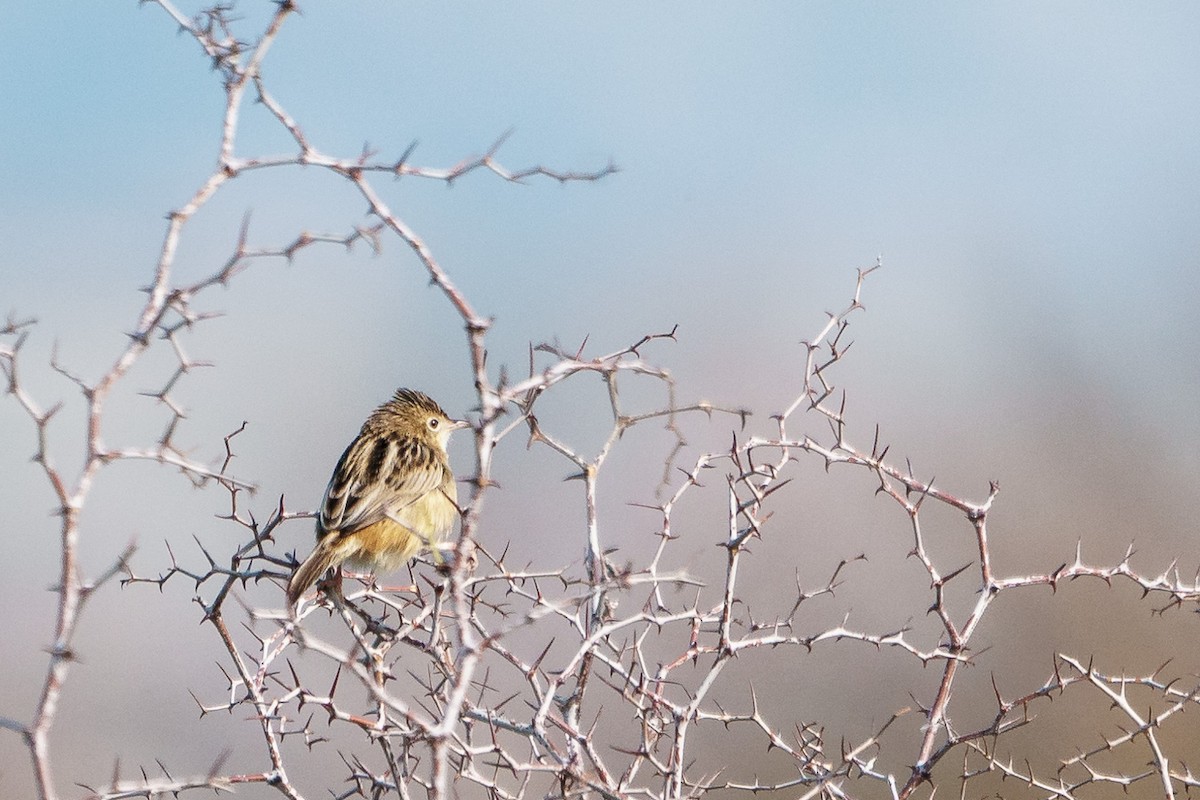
[286,388,468,608]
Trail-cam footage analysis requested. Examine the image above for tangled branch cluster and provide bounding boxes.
[4,3,1200,800]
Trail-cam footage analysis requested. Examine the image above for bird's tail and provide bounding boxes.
[287,537,343,608]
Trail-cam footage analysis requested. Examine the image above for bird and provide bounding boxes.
[286,388,468,608]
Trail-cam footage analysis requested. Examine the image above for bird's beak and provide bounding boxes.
[451,418,471,431]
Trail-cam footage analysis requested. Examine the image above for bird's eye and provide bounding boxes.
[428,418,440,430]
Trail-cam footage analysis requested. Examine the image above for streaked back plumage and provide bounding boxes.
[286,388,464,607]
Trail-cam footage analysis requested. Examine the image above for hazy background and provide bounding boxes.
[3,2,1200,796]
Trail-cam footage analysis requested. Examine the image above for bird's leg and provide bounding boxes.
[442,541,478,576]
[315,568,346,605]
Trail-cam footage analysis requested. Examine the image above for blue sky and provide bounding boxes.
[4,1,1200,794]
[6,4,1199,411]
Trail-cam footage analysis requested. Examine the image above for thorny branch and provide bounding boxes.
[5,3,1200,800]
[1,0,611,797]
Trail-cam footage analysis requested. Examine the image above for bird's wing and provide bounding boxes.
[318,432,448,536]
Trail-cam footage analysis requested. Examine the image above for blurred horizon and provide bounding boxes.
[3,2,1200,796]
